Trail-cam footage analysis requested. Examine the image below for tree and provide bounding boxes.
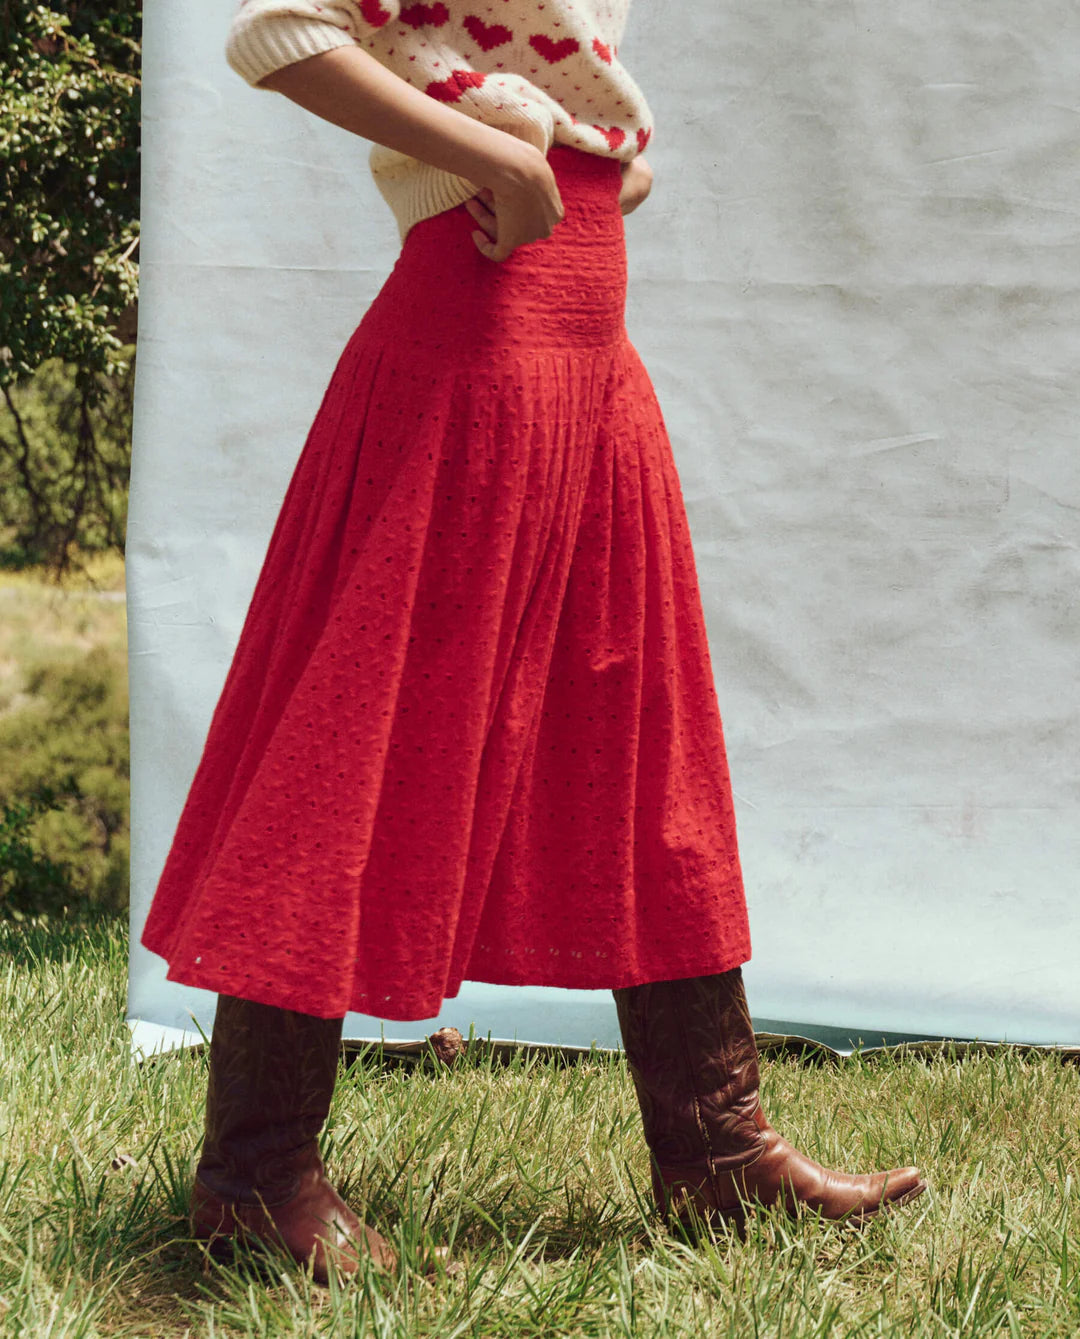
[0,1,140,575]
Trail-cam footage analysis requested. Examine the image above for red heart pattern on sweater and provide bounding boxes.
[593,124,626,151]
[291,9,642,164]
[529,33,580,63]
[463,15,513,50]
[425,69,487,101]
[358,0,393,27]
[399,2,450,27]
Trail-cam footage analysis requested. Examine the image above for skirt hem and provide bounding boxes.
[158,941,753,1025]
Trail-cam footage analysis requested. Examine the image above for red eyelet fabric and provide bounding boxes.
[140,146,752,1022]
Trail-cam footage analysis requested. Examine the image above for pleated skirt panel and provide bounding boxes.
[140,146,752,1021]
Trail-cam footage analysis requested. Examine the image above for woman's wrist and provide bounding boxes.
[465,130,550,194]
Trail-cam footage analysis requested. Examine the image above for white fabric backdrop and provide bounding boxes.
[126,0,1080,1058]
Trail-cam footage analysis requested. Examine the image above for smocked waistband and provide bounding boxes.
[362,145,629,355]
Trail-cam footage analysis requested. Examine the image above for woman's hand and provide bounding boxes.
[464,143,565,262]
[619,155,653,216]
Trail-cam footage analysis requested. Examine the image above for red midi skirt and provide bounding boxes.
[140,145,752,1022]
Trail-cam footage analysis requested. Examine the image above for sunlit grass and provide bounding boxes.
[1,916,1077,1337]
[0,556,126,720]
[0,549,126,594]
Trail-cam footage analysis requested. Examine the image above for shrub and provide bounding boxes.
[0,355,132,572]
[0,644,129,918]
[0,784,78,920]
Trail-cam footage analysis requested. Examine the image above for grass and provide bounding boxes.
[0,917,1077,1336]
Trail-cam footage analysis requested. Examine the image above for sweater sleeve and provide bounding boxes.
[225,0,403,88]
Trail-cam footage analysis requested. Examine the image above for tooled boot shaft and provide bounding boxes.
[612,968,767,1222]
[196,993,343,1206]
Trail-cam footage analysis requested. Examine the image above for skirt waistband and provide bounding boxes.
[363,145,629,356]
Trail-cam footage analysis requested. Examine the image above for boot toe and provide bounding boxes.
[190,1170,400,1282]
[288,1172,399,1278]
[310,1217,398,1282]
[416,1242,453,1277]
[880,1165,927,1207]
[839,1165,927,1226]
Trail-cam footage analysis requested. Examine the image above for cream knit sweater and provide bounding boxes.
[225,0,653,240]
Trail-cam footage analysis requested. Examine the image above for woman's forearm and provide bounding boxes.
[258,45,545,194]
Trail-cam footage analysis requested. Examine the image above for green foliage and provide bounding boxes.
[0,1,140,387]
[0,643,129,918]
[0,354,132,569]
[1,3,140,575]
[0,782,77,919]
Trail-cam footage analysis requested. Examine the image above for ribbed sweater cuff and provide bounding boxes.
[373,163,481,243]
[226,15,358,88]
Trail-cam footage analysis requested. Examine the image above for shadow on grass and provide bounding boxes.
[119,1159,659,1314]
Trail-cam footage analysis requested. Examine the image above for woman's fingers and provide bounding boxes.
[466,191,506,257]
[618,156,653,216]
[469,183,516,259]
[465,196,498,240]
[468,155,564,261]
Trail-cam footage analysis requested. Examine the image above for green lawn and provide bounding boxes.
[1,917,1077,1337]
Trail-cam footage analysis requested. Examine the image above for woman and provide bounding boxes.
[141,0,928,1283]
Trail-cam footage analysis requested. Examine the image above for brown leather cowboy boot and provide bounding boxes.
[190,993,399,1282]
[612,968,928,1234]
